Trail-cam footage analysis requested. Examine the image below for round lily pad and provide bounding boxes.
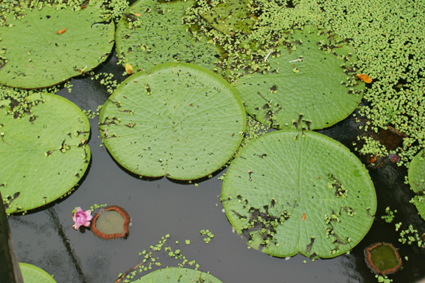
[91,205,130,240]
[131,267,223,283]
[0,1,114,88]
[19,263,56,283]
[234,25,365,130]
[221,130,376,258]
[115,0,220,73]
[408,150,425,220]
[0,93,91,214]
[99,62,245,180]
[364,242,402,275]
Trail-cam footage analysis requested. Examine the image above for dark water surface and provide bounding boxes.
[8,53,425,283]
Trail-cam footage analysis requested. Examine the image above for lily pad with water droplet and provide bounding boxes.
[115,0,220,73]
[131,267,223,283]
[0,93,91,214]
[221,130,376,258]
[0,1,114,89]
[408,150,425,220]
[234,25,364,130]
[19,263,56,283]
[99,62,246,180]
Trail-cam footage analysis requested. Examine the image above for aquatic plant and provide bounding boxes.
[19,262,56,283]
[234,25,364,130]
[115,0,220,73]
[316,0,425,166]
[91,205,130,240]
[0,93,91,214]
[408,150,425,220]
[364,242,402,276]
[99,62,246,180]
[0,0,114,88]
[222,130,376,258]
[130,267,223,283]
[72,207,93,230]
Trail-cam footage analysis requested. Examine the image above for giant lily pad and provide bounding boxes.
[0,1,114,88]
[408,150,425,220]
[234,25,365,130]
[115,0,220,73]
[19,263,56,283]
[131,267,223,283]
[0,93,91,214]
[221,130,376,258]
[200,0,256,35]
[99,62,245,180]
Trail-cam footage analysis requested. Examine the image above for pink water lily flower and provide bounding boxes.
[72,207,93,230]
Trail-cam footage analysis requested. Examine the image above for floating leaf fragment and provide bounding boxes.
[56,28,67,34]
[125,62,133,75]
[356,74,373,83]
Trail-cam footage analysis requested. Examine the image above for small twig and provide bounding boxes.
[114,261,144,283]
[264,49,274,62]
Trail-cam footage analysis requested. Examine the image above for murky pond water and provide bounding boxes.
[8,52,425,283]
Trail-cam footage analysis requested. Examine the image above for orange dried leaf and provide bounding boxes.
[56,28,67,35]
[125,62,133,75]
[302,213,306,222]
[370,153,377,164]
[356,74,372,83]
[132,12,142,16]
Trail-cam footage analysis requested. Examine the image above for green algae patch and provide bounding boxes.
[131,267,223,283]
[408,150,425,220]
[19,263,56,283]
[0,1,114,89]
[221,130,376,258]
[115,0,220,73]
[99,62,246,180]
[0,93,91,214]
[234,25,364,130]
[364,242,402,275]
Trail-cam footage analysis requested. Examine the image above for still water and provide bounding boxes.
[8,52,425,283]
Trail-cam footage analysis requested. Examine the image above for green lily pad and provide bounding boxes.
[0,1,114,89]
[234,25,364,130]
[131,267,223,283]
[0,93,91,214]
[200,0,256,35]
[115,0,220,73]
[19,263,56,283]
[408,150,425,220]
[99,62,245,180]
[221,130,376,258]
